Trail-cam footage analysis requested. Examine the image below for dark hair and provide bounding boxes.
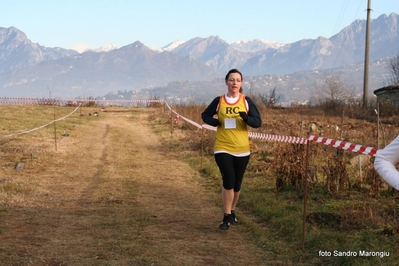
[225,69,243,93]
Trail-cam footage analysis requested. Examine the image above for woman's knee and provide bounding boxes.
[223,182,234,190]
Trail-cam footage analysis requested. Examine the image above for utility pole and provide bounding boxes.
[363,0,372,108]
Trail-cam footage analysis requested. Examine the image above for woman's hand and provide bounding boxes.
[239,111,248,122]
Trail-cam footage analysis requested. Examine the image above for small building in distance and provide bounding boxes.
[373,85,399,107]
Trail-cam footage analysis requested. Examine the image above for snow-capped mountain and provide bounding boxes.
[72,44,118,53]
[162,40,186,51]
[149,40,186,52]
[230,39,284,53]
[93,44,118,53]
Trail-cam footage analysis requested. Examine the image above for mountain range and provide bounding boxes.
[0,12,398,101]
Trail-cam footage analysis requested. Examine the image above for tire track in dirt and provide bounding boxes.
[77,124,110,206]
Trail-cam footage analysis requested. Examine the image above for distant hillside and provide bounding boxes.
[136,58,391,104]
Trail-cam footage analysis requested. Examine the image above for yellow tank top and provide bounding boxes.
[215,94,250,154]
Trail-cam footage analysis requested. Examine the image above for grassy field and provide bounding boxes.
[1,102,399,265]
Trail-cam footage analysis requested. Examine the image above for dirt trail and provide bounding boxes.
[0,108,266,266]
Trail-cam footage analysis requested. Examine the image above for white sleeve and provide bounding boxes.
[374,135,399,190]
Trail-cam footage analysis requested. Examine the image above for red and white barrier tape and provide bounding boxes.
[307,135,378,156]
[0,97,165,104]
[164,101,202,129]
[200,125,377,155]
[249,132,308,144]
[0,101,60,105]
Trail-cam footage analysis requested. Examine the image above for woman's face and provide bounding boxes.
[225,73,242,97]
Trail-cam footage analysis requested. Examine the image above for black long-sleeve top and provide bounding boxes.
[201,95,262,128]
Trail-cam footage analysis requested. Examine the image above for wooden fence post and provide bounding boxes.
[201,127,204,169]
[302,135,310,250]
[170,111,173,139]
[53,106,57,151]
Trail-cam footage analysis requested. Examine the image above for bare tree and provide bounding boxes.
[259,86,280,108]
[386,52,399,86]
[320,75,354,104]
[47,82,57,98]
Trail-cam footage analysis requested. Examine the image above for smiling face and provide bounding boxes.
[225,72,242,98]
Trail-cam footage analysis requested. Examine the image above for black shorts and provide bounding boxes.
[214,153,250,191]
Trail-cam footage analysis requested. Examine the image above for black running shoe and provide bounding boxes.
[219,214,231,230]
[230,211,238,225]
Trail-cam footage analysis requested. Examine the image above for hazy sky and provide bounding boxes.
[2,0,398,52]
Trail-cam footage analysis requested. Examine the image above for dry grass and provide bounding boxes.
[162,103,399,265]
